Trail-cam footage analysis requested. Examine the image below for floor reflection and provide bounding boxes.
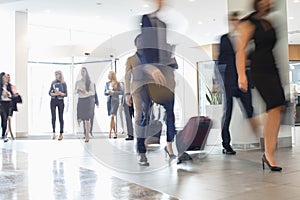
[0,141,178,200]
[0,148,28,200]
[79,167,98,199]
[52,160,67,200]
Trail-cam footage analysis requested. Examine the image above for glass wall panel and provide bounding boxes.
[28,59,73,135]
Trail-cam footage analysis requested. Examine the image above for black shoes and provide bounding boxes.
[222,146,236,155]
[2,137,8,143]
[262,154,282,172]
[125,136,134,141]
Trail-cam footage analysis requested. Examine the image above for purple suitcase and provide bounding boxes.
[176,116,212,158]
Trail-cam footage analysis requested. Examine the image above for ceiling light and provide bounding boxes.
[189,0,195,2]
[143,4,149,8]
[289,16,295,20]
[198,21,203,25]
[293,0,299,3]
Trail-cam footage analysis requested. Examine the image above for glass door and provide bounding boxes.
[28,59,73,135]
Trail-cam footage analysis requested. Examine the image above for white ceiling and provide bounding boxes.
[0,0,299,44]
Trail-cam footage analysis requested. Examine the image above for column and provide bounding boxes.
[15,11,29,137]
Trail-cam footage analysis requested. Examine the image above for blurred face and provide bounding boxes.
[81,68,87,77]
[256,0,274,15]
[7,74,10,83]
[108,72,113,80]
[55,71,61,80]
[2,74,8,83]
[229,16,239,32]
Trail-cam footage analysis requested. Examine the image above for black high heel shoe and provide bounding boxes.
[262,154,282,172]
[164,146,176,159]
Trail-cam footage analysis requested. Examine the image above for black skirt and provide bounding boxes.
[251,68,285,111]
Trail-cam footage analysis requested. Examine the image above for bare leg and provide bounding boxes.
[109,116,113,138]
[248,116,260,136]
[77,119,82,126]
[111,115,117,138]
[167,142,174,155]
[264,106,283,166]
[85,120,90,142]
[7,116,14,139]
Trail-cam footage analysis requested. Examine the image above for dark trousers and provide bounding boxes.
[0,101,11,138]
[221,86,253,148]
[50,99,64,134]
[160,95,176,142]
[133,86,176,153]
[133,86,152,154]
[123,102,134,137]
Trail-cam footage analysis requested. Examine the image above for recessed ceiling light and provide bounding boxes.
[143,4,149,8]
[289,16,295,20]
[293,0,299,3]
[198,21,203,25]
[189,0,195,2]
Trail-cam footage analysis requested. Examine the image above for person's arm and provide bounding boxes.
[49,82,54,96]
[113,82,123,96]
[125,57,132,95]
[125,57,133,106]
[236,21,255,92]
[218,35,226,63]
[143,64,166,86]
[104,82,110,96]
[94,84,99,107]
[59,82,67,97]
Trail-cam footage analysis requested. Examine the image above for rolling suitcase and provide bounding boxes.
[176,116,212,163]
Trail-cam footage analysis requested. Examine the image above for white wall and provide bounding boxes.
[0,9,15,73]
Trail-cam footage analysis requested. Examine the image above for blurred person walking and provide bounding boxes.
[218,11,258,155]
[236,0,285,171]
[0,72,12,143]
[137,0,178,165]
[75,67,95,143]
[6,74,22,140]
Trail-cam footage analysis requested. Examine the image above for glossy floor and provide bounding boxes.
[1,132,300,200]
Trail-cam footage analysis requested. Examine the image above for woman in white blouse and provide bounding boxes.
[75,67,95,143]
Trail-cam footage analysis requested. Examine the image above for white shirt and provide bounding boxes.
[1,84,11,101]
[75,79,95,98]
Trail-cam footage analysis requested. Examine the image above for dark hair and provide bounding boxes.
[0,72,6,83]
[229,11,240,20]
[82,67,91,92]
[253,0,261,11]
[0,72,6,99]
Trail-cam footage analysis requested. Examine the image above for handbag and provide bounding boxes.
[12,95,22,104]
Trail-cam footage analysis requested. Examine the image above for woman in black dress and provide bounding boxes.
[236,0,285,171]
[0,72,13,142]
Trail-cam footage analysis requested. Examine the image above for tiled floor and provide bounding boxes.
[1,130,300,200]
